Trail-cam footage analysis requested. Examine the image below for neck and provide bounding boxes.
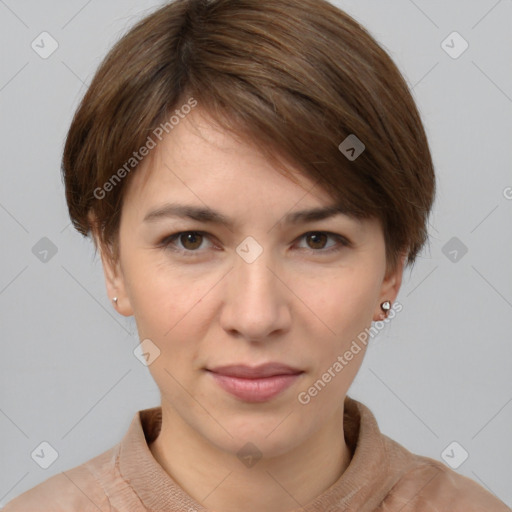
[149,402,351,512]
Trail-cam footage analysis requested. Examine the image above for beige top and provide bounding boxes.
[3,396,510,511]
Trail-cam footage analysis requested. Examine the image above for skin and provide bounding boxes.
[95,108,405,512]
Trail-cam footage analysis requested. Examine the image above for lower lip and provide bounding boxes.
[208,371,302,402]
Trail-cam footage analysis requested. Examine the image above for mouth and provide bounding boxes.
[205,363,304,402]
[207,362,303,378]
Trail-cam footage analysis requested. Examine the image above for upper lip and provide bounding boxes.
[207,363,303,378]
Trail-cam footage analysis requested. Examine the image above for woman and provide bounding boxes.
[3,0,509,510]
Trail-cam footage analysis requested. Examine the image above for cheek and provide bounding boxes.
[293,272,379,407]
[124,256,218,339]
[124,261,211,385]
[297,268,380,343]
[125,268,176,336]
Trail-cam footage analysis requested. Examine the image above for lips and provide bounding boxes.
[207,362,303,378]
[206,363,304,402]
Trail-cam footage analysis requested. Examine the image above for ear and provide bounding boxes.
[372,253,406,322]
[98,244,134,317]
[89,215,134,317]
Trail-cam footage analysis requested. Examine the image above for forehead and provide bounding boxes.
[122,108,338,215]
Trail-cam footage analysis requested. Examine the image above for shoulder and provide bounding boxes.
[380,439,510,511]
[1,446,118,512]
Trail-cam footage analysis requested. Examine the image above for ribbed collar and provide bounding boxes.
[118,396,392,511]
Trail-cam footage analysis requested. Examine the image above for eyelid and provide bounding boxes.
[158,231,216,253]
[159,230,352,255]
[304,231,352,250]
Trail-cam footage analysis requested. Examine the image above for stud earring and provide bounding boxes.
[112,297,118,306]
[379,301,391,319]
[380,300,391,312]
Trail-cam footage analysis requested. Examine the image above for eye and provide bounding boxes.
[295,231,351,253]
[158,230,351,257]
[160,231,214,255]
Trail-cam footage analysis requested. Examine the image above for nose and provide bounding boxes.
[219,247,291,342]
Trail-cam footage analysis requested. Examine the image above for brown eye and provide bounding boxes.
[306,232,328,250]
[296,231,351,254]
[160,231,212,254]
[179,232,203,250]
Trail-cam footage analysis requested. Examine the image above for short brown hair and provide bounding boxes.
[62,0,435,274]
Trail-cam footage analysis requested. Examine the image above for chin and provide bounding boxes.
[205,418,309,460]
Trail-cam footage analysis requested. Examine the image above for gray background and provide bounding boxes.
[1,0,511,507]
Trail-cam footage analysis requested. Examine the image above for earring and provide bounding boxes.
[112,297,118,306]
[380,300,391,311]
[380,300,391,317]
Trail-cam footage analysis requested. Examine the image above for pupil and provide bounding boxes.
[183,232,201,249]
[309,233,325,249]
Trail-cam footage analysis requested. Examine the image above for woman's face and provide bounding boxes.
[101,108,404,457]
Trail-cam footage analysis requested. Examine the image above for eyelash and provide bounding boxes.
[158,231,351,257]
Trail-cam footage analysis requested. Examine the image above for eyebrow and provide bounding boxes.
[143,202,358,229]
